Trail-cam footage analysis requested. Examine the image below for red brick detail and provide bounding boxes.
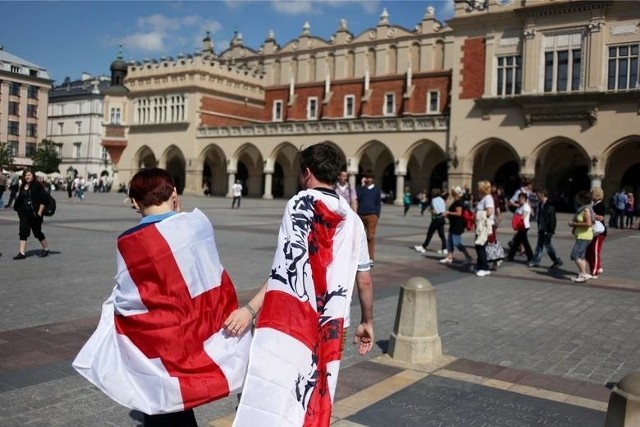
[404,74,451,115]
[102,139,127,165]
[460,38,486,100]
[361,80,404,117]
[105,126,125,138]
[265,88,291,121]
[199,96,265,126]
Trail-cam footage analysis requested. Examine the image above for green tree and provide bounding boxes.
[32,139,62,174]
[0,142,14,169]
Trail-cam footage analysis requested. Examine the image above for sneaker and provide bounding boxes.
[439,257,453,264]
[39,249,50,258]
[414,245,426,253]
[369,261,374,268]
[528,261,540,268]
[475,270,491,277]
[550,260,564,269]
[13,252,26,260]
[583,273,594,279]
[437,249,448,255]
[597,268,603,274]
[571,275,587,283]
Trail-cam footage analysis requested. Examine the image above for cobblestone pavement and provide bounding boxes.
[0,192,638,425]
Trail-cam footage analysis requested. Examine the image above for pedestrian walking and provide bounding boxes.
[625,192,635,229]
[231,179,242,209]
[586,187,607,278]
[529,189,563,268]
[612,189,627,229]
[73,168,251,426]
[506,192,533,263]
[224,143,374,426]
[569,191,594,283]
[414,188,447,255]
[403,187,412,216]
[5,170,20,208]
[12,168,50,260]
[0,171,6,208]
[356,170,381,265]
[334,170,357,211]
[473,180,495,277]
[439,187,473,266]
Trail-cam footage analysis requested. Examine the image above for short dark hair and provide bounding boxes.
[537,188,549,197]
[128,168,175,208]
[299,143,341,185]
[363,170,374,178]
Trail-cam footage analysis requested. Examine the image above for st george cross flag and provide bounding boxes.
[73,209,251,415]
[234,188,369,427]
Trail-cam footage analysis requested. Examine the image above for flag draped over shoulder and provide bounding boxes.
[234,189,364,427]
[73,209,251,415]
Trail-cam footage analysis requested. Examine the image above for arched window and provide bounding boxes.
[367,48,376,76]
[434,40,445,70]
[388,45,398,75]
[273,60,282,85]
[346,50,356,78]
[308,55,317,81]
[410,42,421,72]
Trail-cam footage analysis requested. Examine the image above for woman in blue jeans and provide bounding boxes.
[439,187,472,266]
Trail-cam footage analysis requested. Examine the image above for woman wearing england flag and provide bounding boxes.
[73,168,251,427]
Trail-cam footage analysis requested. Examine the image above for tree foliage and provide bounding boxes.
[0,142,13,169]
[32,139,62,174]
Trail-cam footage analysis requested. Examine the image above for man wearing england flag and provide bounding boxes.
[74,168,251,426]
[224,142,374,427]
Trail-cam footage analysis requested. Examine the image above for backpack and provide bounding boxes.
[512,213,525,231]
[463,207,475,231]
[43,193,56,217]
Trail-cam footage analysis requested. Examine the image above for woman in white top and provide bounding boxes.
[474,180,495,277]
[506,192,533,263]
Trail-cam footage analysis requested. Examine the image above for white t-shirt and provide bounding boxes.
[476,194,495,225]
[516,202,532,229]
[232,183,242,197]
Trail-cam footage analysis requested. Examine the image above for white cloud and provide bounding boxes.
[270,0,315,15]
[116,14,224,55]
[121,32,166,52]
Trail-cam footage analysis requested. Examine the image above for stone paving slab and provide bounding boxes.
[346,374,606,427]
[0,193,639,425]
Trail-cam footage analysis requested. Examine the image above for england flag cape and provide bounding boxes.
[234,188,366,427]
[73,209,251,415]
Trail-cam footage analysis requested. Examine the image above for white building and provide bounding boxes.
[47,73,113,179]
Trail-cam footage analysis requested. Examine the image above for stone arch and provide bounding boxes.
[367,47,376,76]
[269,142,300,198]
[388,45,398,75]
[132,145,157,170]
[601,135,640,197]
[467,138,520,197]
[160,145,186,194]
[433,39,445,70]
[404,139,447,194]
[308,55,317,82]
[410,42,421,72]
[346,50,356,78]
[531,137,591,212]
[233,143,263,197]
[355,140,394,198]
[199,144,227,196]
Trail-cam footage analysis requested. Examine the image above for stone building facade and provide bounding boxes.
[0,47,51,167]
[102,0,640,207]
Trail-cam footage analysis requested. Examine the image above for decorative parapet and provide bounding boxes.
[196,116,448,138]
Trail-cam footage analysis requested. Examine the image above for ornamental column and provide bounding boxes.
[263,158,274,199]
[590,174,604,189]
[227,172,236,198]
[394,158,407,206]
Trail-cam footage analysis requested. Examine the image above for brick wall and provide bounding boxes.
[199,95,265,126]
[460,38,486,100]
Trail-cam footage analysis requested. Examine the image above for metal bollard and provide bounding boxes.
[605,372,640,426]
[388,276,442,364]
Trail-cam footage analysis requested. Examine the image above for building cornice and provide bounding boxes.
[515,0,610,18]
[196,115,448,138]
[0,70,53,86]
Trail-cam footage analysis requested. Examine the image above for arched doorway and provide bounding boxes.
[602,136,640,198]
[357,140,394,199]
[200,145,226,196]
[471,140,520,197]
[134,146,157,170]
[162,146,186,195]
[234,143,263,197]
[621,163,640,196]
[271,142,301,198]
[406,140,447,195]
[493,160,521,198]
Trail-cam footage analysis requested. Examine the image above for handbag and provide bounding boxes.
[593,220,605,236]
[486,241,505,262]
[512,213,525,231]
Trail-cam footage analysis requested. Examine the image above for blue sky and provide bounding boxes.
[0,0,455,85]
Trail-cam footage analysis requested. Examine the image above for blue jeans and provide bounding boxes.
[447,232,470,257]
[532,231,560,264]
